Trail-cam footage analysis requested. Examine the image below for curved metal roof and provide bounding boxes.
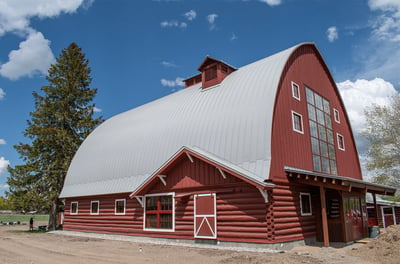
[60,43,303,198]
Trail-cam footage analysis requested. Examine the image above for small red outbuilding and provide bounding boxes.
[60,43,396,248]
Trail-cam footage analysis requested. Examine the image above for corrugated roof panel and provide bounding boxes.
[60,43,301,198]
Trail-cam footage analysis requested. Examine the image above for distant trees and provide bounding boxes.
[364,94,400,195]
[0,196,11,210]
[7,43,103,230]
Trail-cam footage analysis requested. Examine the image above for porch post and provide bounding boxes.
[373,193,379,226]
[320,185,329,247]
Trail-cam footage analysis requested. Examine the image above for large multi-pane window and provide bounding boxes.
[145,194,174,230]
[306,87,337,175]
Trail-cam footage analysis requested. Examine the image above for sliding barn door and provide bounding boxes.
[194,193,217,239]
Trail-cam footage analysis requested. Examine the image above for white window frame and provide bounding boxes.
[300,192,312,216]
[143,192,175,232]
[333,108,340,123]
[291,111,304,134]
[90,200,100,215]
[337,133,345,151]
[115,199,126,215]
[291,81,301,101]
[70,201,78,215]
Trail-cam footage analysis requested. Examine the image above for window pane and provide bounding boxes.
[293,113,303,132]
[146,197,158,211]
[160,196,172,210]
[320,141,328,157]
[325,113,332,129]
[91,202,99,214]
[318,124,327,142]
[308,104,316,121]
[301,194,311,215]
[116,200,125,213]
[317,109,325,125]
[315,93,323,110]
[306,88,314,104]
[328,144,336,159]
[309,120,318,138]
[330,160,337,175]
[321,157,330,173]
[311,137,320,155]
[313,155,321,171]
[145,214,157,228]
[160,214,173,229]
[323,99,330,113]
[327,129,334,145]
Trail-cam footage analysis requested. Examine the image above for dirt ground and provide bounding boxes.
[0,221,399,264]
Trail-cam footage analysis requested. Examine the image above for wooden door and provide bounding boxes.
[194,193,217,239]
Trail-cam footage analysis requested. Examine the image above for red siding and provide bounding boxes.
[270,45,362,181]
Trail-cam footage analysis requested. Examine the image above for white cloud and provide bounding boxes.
[93,107,102,113]
[0,31,55,80]
[161,61,177,68]
[207,14,218,30]
[0,0,90,80]
[0,88,5,100]
[0,184,10,191]
[0,157,10,175]
[0,139,6,145]
[160,77,185,88]
[184,10,197,21]
[160,20,187,28]
[337,78,397,135]
[368,0,400,42]
[327,26,339,42]
[230,32,238,41]
[0,0,85,36]
[258,0,282,6]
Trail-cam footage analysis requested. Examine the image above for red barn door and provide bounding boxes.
[194,193,217,239]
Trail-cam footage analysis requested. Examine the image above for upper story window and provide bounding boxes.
[337,133,345,151]
[91,200,100,215]
[291,82,300,101]
[144,194,174,231]
[292,111,304,134]
[205,65,217,81]
[306,87,337,175]
[70,202,78,215]
[115,199,126,215]
[334,108,340,123]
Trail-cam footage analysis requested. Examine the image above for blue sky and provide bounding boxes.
[0,0,399,196]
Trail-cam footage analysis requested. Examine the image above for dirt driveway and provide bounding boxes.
[0,221,388,264]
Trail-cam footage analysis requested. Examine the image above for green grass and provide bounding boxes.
[0,214,49,223]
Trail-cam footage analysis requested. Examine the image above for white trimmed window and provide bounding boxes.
[115,199,126,215]
[291,82,300,100]
[144,193,175,231]
[90,200,100,215]
[300,193,312,216]
[337,133,345,151]
[70,202,78,215]
[334,108,340,123]
[292,111,304,134]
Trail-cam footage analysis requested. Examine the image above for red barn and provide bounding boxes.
[60,43,396,248]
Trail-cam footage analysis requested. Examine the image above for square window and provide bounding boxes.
[334,109,340,123]
[300,193,312,216]
[291,82,300,100]
[337,133,345,151]
[144,194,174,231]
[91,201,100,215]
[70,202,78,215]
[292,111,304,134]
[115,199,126,215]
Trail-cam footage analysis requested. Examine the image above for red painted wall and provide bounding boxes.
[270,45,362,181]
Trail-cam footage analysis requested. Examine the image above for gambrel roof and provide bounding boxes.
[60,43,305,198]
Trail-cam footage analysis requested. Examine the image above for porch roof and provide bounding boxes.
[284,166,397,196]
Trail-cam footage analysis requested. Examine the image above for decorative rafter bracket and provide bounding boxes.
[185,152,194,163]
[158,174,167,186]
[217,167,227,179]
[135,196,144,207]
[257,187,269,203]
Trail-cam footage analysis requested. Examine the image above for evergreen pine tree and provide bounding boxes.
[7,43,103,230]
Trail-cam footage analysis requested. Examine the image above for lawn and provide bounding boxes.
[0,214,49,223]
